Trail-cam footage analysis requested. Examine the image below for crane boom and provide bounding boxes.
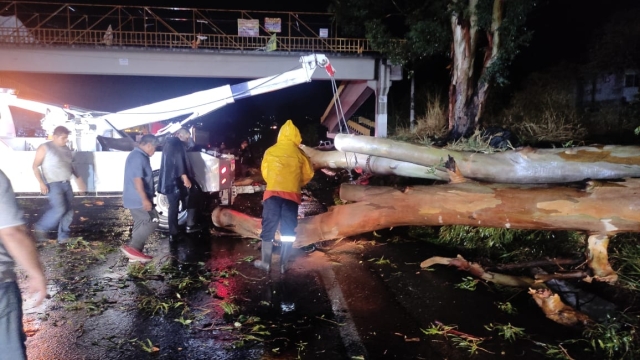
[99,54,333,135]
[0,54,335,150]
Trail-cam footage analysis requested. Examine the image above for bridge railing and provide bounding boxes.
[0,27,371,53]
[0,2,374,53]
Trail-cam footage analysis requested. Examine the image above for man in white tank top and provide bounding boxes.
[32,126,86,244]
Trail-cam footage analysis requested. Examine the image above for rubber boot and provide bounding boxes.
[280,242,294,274]
[254,241,273,272]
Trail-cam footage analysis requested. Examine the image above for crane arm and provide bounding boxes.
[103,54,335,135]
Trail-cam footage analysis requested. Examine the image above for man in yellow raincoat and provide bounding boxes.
[254,120,314,274]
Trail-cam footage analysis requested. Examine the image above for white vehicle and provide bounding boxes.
[0,54,335,230]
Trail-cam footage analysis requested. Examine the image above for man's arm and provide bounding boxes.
[32,145,49,195]
[0,225,47,306]
[133,177,153,211]
[71,167,87,193]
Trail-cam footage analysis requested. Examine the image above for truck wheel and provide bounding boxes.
[153,172,187,232]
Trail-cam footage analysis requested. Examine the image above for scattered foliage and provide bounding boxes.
[137,339,159,353]
[434,226,584,263]
[219,301,240,315]
[495,301,518,315]
[421,322,491,356]
[368,256,391,266]
[583,314,638,359]
[484,323,526,342]
[454,277,479,291]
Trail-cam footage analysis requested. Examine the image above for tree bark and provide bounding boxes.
[213,179,640,249]
[449,0,504,139]
[529,288,592,327]
[449,0,480,139]
[300,145,449,181]
[334,134,640,184]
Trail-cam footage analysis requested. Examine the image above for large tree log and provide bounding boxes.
[300,145,449,181]
[214,179,639,282]
[334,134,640,184]
[213,179,640,248]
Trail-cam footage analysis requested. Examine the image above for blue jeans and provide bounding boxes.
[260,196,299,242]
[0,281,26,360]
[35,181,74,240]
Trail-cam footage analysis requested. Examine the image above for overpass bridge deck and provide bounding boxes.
[0,1,372,54]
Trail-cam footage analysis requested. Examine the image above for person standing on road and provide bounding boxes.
[0,169,47,359]
[236,139,254,178]
[120,135,159,263]
[157,128,201,241]
[32,126,86,244]
[254,120,314,274]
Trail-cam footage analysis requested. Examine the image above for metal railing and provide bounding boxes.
[0,1,373,54]
[0,28,371,52]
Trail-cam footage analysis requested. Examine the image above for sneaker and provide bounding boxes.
[120,245,153,263]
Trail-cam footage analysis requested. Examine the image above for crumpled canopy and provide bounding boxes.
[261,120,314,194]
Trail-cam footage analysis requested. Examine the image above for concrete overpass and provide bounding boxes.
[0,2,402,136]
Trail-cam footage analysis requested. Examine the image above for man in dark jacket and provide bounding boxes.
[236,139,253,178]
[157,128,201,240]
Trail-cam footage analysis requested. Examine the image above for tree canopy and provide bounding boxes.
[332,0,534,86]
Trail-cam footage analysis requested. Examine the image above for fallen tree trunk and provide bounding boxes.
[213,179,640,281]
[300,145,449,181]
[215,180,640,242]
[334,134,640,184]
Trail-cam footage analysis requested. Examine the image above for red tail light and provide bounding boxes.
[221,166,227,174]
[221,178,227,184]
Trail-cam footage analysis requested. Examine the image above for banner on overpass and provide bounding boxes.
[237,19,259,37]
[264,18,281,33]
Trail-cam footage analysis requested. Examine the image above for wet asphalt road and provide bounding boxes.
[14,195,586,360]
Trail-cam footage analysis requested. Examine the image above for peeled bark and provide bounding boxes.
[586,234,618,283]
[334,134,640,184]
[213,179,640,250]
[300,145,449,181]
[449,0,481,139]
[529,288,592,327]
[449,0,504,139]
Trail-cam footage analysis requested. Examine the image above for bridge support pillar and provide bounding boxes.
[368,60,394,138]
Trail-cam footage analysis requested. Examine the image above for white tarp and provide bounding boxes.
[0,16,36,43]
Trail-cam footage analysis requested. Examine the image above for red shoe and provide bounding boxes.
[120,245,153,263]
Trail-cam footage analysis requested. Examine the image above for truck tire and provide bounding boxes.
[153,172,187,232]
